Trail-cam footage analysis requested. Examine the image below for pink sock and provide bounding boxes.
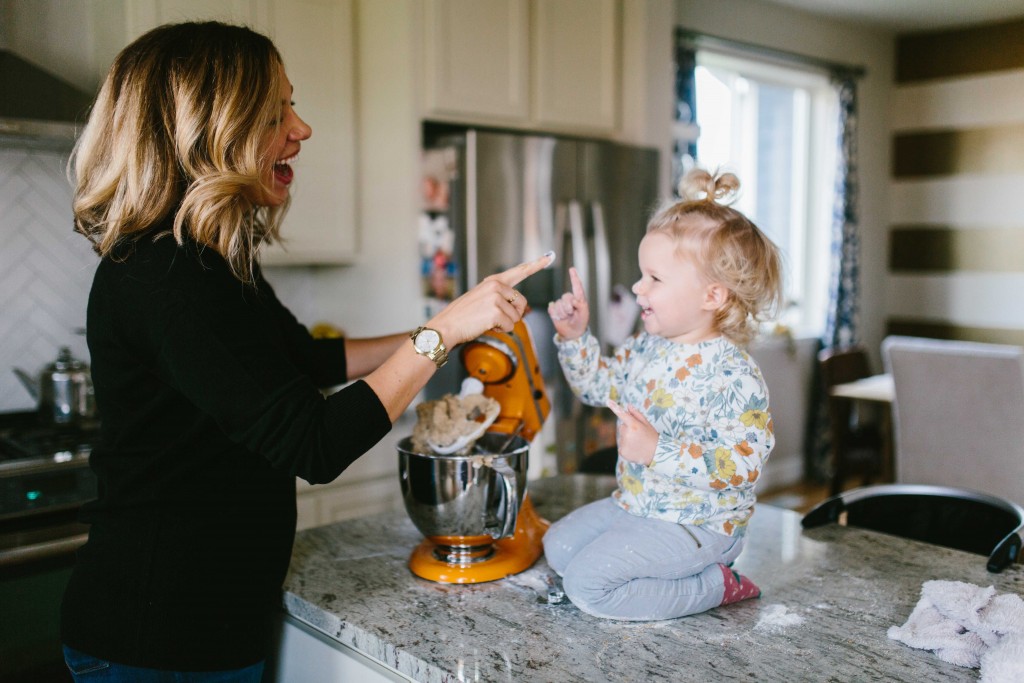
[719,564,761,605]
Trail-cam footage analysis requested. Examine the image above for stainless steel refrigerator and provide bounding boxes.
[420,127,660,474]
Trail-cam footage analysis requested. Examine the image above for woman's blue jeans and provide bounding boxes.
[63,646,265,683]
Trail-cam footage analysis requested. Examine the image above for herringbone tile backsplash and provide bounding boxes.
[0,148,96,413]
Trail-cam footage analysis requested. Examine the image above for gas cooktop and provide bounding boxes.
[0,412,99,558]
[0,411,100,472]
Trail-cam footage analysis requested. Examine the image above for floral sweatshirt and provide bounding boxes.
[556,330,774,537]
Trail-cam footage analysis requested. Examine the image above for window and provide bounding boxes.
[681,51,839,337]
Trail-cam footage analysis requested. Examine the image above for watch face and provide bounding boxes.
[415,329,440,353]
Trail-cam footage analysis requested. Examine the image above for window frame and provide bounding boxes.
[691,50,839,337]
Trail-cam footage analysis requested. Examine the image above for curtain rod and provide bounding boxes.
[677,28,867,79]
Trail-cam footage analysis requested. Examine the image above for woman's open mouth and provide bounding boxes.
[274,153,297,185]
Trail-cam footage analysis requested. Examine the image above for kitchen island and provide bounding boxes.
[273,475,1022,682]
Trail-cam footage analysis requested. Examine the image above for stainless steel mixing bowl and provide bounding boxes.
[398,432,530,543]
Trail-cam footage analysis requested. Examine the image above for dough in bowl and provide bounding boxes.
[411,393,500,455]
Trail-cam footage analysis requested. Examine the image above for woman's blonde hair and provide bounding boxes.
[71,21,288,283]
[646,168,784,346]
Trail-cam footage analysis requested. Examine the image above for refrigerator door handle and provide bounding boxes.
[553,202,568,295]
[465,130,479,287]
[567,200,589,304]
[590,201,612,346]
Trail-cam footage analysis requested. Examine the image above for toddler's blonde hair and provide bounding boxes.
[646,168,784,346]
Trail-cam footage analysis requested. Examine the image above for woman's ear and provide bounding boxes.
[702,283,728,310]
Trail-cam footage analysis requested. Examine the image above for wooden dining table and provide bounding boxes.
[830,372,894,403]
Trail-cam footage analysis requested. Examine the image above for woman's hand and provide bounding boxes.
[361,252,554,422]
[547,267,589,341]
[429,251,555,346]
[606,399,658,467]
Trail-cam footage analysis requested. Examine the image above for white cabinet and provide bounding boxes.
[532,0,619,131]
[259,0,359,264]
[120,0,359,264]
[295,470,404,531]
[423,0,531,123]
[423,0,620,135]
[268,614,411,682]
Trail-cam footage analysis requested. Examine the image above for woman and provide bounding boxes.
[61,21,552,682]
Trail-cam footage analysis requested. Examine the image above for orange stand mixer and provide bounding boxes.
[397,318,551,583]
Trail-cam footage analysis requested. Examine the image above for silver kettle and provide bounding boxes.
[13,347,96,425]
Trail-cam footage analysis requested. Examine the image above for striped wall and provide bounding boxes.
[889,19,1024,346]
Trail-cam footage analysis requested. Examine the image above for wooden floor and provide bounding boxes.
[758,476,889,515]
[759,480,832,515]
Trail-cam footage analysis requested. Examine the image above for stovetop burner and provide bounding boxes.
[1,425,97,461]
[0,412,101,469]
[0,411,100,526]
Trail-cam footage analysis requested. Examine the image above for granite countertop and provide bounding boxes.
[282,475,1023,682]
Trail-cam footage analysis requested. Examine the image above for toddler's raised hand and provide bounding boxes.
[547,267,589,340]
[606,399,658,467]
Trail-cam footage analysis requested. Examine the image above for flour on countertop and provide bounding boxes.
[755,604,806,632]
[507,571,548,593]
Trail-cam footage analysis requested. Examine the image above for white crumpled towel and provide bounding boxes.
[888,580,1024,682]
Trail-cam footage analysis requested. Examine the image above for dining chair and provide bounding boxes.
[881,335,1024,505]
[818,346,886,495]
[801,483,1024,572]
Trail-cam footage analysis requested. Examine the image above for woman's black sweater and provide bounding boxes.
[60,231,392,671]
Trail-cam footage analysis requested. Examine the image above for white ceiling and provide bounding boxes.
[756,0,1024,32]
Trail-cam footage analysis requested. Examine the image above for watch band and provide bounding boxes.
[410,326,449,368]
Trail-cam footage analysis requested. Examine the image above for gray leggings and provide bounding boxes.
[543,497,745,621]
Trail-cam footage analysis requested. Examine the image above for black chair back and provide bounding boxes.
[802,484,1024,572]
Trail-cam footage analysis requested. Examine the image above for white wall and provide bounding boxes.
[675,0,895,366]
[747,335,820,491]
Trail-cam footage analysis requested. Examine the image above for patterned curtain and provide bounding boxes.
[824,73,860,349]
[673,30,698,195]
[810,72,861,482]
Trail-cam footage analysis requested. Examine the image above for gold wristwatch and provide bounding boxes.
[410,326,449,368]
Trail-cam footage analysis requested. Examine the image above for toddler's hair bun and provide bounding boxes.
[678,168,740,204]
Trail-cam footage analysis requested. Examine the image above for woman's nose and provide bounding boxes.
[289,115,312,141]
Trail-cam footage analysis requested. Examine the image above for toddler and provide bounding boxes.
[544,168,784,620]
